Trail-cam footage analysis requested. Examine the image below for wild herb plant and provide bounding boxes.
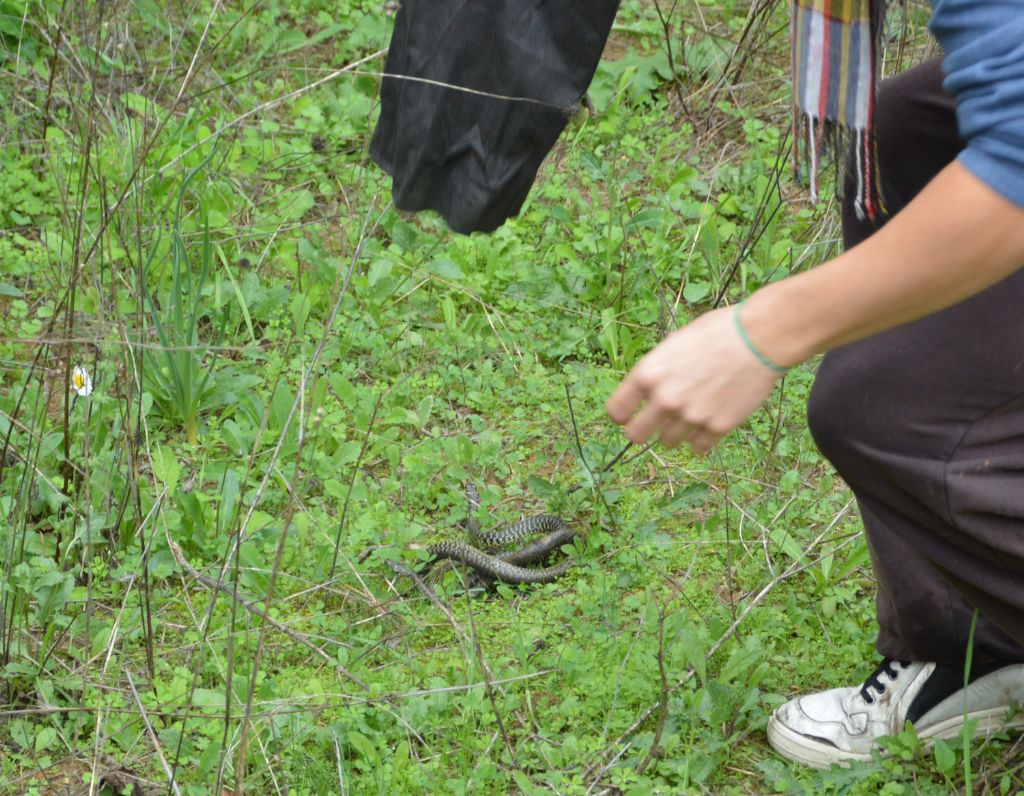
[140,150,257,445]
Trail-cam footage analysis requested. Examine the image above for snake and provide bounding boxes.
[424,483,579,585]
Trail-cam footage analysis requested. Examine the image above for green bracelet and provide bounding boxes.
[733,301,790,374]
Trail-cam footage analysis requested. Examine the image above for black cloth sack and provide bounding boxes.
[370,0,619,234]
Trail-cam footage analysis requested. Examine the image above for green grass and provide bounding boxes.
[1,0,1022,794]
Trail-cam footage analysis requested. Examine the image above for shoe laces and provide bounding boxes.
[859,658,911,705]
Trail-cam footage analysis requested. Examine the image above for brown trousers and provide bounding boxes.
[807,60,1024,666]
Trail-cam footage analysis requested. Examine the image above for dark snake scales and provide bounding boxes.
[425,483,579,584]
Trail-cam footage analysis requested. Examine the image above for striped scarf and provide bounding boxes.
[792,0,885,220]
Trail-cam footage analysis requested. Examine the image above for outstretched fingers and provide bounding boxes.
[606,377,646,425]
[624,402,666,444]
[657,418,696,449]
[605,307,783,453]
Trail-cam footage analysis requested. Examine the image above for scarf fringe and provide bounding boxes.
[794,114,886,221]
[791,0,891,222]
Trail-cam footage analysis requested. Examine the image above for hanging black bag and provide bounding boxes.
[370,0,620,234]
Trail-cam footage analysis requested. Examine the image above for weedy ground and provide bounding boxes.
[1,0,1021,794]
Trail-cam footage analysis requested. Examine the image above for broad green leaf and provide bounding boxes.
[122,91,159,117]
[415,396,433,429]
[527,474,557,500]
[512,771,538,794]
[34,726,56,753]
[441,294,457,332]
[771,527,806,564]
[151,446,180,493]
[933,738,956,774]
[347,731,378,766]
[627,208,664,229]
[425,258,464,280]
[367,259,393,286]
[677,627,707,684]
[683,281,711,303]
[660,484,709,512]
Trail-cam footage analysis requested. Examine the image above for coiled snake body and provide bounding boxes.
[424,484,579,584]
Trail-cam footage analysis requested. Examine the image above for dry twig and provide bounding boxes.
[165,533,369,692]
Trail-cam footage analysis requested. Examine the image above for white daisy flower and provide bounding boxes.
[71,365,93,397]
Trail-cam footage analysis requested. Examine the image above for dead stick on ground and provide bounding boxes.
[125,667,183,796]
[463,576,518,765]
[636,609,671,776]
[166,533,369,692]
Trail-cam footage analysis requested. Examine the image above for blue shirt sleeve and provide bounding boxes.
[929,0,1024,207]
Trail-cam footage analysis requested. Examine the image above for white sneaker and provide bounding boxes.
[767,659,1024,768]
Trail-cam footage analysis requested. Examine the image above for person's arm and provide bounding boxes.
[606,161,1024,452]
[744,161,1024,364]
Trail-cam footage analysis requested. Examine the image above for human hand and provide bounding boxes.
[605,306,786,452]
